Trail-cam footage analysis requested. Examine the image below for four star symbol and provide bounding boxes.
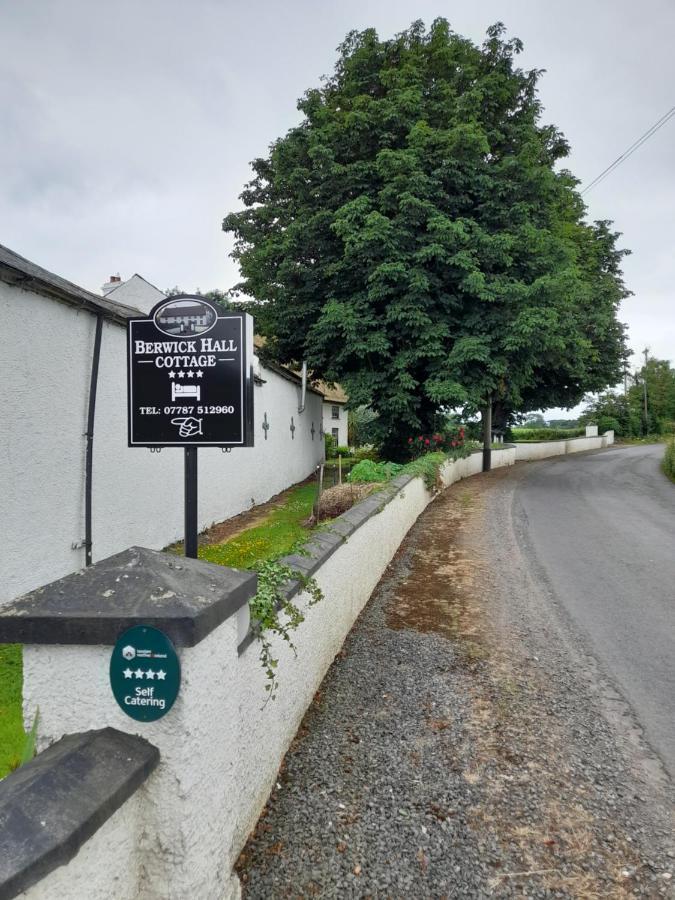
[121,666,169,680]
[167,370,203,381]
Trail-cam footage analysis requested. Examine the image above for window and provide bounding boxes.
[331,405,340,420]
[332,428,339,444]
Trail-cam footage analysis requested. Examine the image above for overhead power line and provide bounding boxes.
[581,105,675,195]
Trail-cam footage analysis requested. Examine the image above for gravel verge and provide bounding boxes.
[236,466,674,898]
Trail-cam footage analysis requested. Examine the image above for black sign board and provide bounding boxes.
[127,296,254,447]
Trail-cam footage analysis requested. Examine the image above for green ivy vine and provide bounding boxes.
[249,559,324,700]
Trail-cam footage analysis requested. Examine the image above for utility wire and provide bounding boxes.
[581,106,675,195]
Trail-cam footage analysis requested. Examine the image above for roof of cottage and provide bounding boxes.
[0,243,140,324]
[315,381,348,404]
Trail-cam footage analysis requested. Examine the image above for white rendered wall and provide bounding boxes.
[513,436,605,461]
[564,436,604,453]
[18,441,601,898]
[18,795,142,900]
[104,275,165,315]
[514,440,568,461]
[22,618,243,900]
[322,401,348,446]
[0,282,324,602]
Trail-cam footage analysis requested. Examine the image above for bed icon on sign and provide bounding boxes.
[172,382,201,402]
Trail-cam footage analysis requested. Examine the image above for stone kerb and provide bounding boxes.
[0,548,257,900]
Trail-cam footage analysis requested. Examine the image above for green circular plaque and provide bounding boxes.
[110,625,181,721]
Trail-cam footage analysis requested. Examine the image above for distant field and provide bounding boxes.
[511,427,585,442]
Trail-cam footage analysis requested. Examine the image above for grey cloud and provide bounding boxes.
[0,0,672,386]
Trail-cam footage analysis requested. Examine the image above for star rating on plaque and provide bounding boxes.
[123,667,167,680]
[167,370,202,381]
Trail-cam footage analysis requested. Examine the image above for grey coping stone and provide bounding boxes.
[0,547,257,647]
[0,728,159,900]
[238,474,420,654]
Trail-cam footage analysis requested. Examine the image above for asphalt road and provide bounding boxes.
[512,443,675,779]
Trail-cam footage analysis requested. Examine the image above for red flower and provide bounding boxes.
[451,440,458,447]
[408,437,413,443]
[418,436,423,441]
[425,438,430,445]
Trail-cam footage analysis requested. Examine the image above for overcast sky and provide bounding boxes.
[2,0,673,412]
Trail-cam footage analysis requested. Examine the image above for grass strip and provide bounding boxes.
[199,482,317,570]
[0,644,25,779]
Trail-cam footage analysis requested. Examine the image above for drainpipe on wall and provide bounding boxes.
[84,315,103,566]
[298,360,307,414]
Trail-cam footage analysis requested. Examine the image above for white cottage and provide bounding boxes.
[0,245,324,602]
[317,382,349,448]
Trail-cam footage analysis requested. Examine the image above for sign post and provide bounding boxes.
[127,295,254,556]
[184,446,198,558]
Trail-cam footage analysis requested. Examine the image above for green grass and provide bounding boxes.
[617,434,668,445]
[0,644,25,779]
[511,427,585,441]
[200,482,318,570]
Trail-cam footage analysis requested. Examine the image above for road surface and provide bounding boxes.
[513,443,675,778]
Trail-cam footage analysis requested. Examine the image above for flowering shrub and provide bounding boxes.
[407,427,467,459]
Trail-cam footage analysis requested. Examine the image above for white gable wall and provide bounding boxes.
[105,274,166,315]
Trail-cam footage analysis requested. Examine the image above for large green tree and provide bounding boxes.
[223,19,629,458]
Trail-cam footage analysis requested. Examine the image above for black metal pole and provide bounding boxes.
[184,447,198,558]
[85,315,103,566]
[482,398,492,473]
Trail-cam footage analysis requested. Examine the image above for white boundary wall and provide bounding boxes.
[20,448,516,899]
[18,798,141,900]
[513,431,614,461]
[0,281,324,602]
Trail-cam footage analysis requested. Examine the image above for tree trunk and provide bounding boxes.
[482,399,492,472]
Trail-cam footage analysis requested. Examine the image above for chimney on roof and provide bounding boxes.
[101,273,123,296]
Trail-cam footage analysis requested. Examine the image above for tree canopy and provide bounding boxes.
[223,19,629,456]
